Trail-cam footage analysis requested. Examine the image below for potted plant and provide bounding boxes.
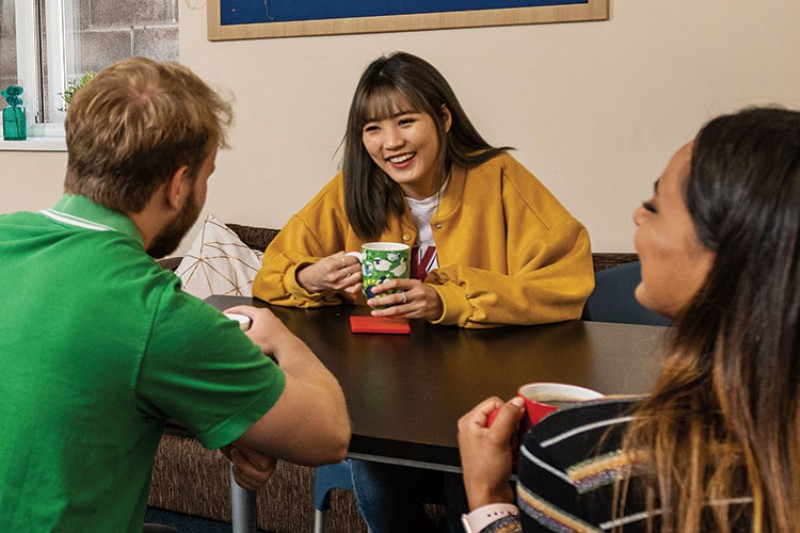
[60,70,96,111]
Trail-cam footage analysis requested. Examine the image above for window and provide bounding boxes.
[0,0,178,137]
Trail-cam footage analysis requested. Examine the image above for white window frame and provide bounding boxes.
[3,1,179,151]
[12,0,72,138]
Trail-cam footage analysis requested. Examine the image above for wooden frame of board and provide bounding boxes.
[207,0,609,41]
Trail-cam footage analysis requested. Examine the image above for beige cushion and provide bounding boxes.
[175,213,263,299]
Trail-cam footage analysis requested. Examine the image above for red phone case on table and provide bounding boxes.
[349,316,411,335]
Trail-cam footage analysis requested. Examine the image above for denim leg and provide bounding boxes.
[350,460,439,533]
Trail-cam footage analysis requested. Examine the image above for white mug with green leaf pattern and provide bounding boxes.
[347,242,410,301]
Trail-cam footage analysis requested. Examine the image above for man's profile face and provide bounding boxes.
[147,150,216,258]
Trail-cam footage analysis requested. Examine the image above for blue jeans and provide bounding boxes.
[350,460,468,533]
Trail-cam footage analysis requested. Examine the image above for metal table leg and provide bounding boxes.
[230,463,257,533]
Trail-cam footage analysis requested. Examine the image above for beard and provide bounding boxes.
[147,187,201,259]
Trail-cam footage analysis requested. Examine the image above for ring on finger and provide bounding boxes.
[401,291,408,304]
[340,257,347,267]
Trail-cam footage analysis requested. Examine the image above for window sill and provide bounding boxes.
[0,136,67,152]
[0,123,67,152]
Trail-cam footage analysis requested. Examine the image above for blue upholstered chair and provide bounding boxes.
[582,261,671,326]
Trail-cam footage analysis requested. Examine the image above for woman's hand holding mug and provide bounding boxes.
[368,278,444,321]
[297,251,362,294]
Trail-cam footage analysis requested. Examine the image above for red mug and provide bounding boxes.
[487,382,603,427]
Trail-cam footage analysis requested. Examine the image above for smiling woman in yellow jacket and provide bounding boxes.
[254,151,592,328]
[253,51,593,330]
[253,51,595,533]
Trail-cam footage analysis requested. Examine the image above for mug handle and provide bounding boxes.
[346,251,364,262]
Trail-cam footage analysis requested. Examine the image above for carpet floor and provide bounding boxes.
[145,507,271,533]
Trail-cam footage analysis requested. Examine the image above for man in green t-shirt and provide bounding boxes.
[0,58,350,532]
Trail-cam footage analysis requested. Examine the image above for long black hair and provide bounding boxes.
[342,52,510,240]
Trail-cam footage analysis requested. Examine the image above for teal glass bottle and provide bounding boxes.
[2,105,27,141]
[2,85,27,141]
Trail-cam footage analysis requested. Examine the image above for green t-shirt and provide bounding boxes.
[0,195,286,532]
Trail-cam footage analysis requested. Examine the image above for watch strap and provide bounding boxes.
[460,503,520,533]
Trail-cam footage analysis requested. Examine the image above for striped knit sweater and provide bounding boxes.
[478,399,753,532]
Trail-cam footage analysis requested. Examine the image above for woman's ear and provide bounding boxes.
[441,104,453,133]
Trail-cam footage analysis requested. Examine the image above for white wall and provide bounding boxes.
[0,150,67,210]
[3,0,800,253]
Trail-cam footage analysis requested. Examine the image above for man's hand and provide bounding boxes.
[223,305,302,362]
[224,304,351,467]
[457,396,525,510]
[222,442,277,492]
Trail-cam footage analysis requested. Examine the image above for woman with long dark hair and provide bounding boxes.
[253,51,593,330]
[458,107,800,532]
[253,51,594,532]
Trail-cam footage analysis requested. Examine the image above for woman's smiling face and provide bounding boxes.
[361,93,451,200]
[633,142,716,318]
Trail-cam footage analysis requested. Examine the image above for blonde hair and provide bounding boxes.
[64,57,233,212]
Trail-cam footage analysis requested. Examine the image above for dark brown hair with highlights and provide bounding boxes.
[618,107,800,533]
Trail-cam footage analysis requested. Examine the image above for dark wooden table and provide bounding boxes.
[207,295,667,473]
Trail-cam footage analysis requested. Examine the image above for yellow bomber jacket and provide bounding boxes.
[253,152,594,328]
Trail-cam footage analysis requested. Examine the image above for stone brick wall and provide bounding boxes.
[0,0,18,93]
[71,0,179,77]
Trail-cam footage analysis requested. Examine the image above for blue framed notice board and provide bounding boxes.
[207,0,608,40]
